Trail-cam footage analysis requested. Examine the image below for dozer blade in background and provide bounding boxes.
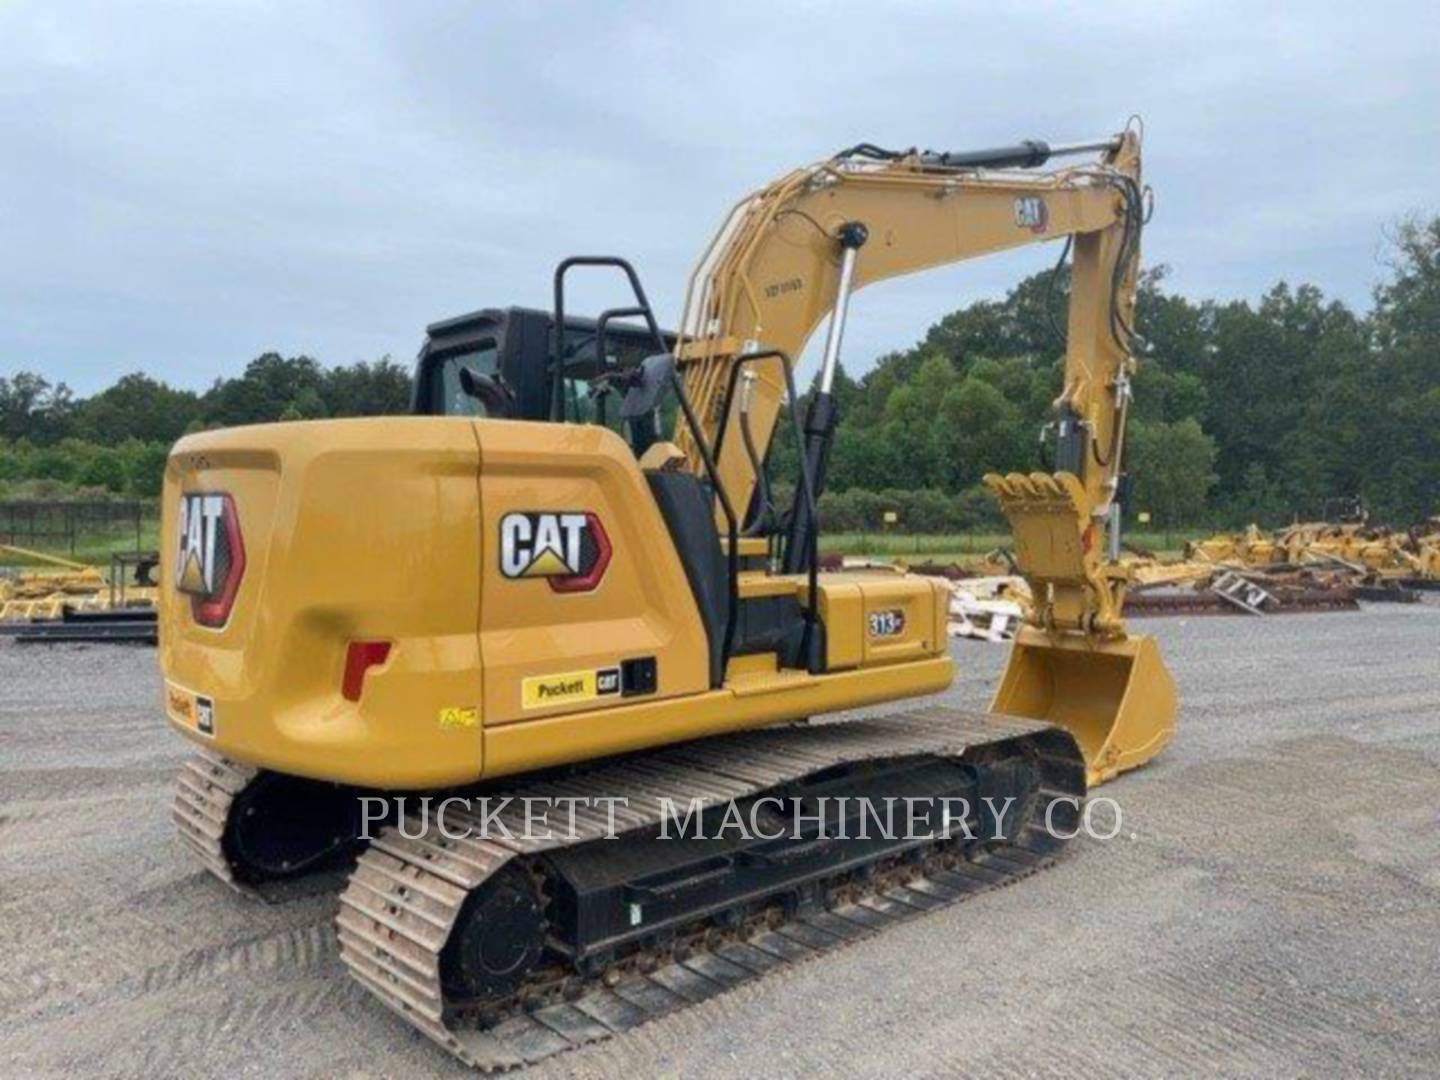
[989,625,1176,787]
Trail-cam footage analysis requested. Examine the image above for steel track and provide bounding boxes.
[172,747,257,894]
[333,707,1085,1071]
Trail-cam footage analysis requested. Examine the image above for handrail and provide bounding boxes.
[549,255,744,678]
[715,349,822,671]
[667,371,741,671]
[551,257,667,421]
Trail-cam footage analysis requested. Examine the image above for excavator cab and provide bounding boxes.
[411,305,674,424]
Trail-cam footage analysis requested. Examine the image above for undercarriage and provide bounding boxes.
[174,707,1084,1070]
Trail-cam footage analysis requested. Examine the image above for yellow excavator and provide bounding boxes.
[163,122,1175,1067]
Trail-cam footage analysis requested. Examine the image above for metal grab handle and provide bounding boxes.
[551,257,667,422]
[714,349,823,670]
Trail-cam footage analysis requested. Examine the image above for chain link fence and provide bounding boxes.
[0,501,157,559]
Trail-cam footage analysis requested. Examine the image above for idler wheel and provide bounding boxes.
[441,865,548,1002]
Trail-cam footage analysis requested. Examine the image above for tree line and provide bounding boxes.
[2,217,1436,528]
[0,355,412,498]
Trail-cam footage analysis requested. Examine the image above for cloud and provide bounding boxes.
[1,0,1435,393]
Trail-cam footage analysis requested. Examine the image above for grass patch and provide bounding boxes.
[1,522,160,570]
[821,530,1204,563]
[6,521,1207,573]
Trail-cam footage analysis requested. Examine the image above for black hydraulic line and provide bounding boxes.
[832,142,907,161]
[1044,235,1073,350]
[716,350,823,671]
[1104,173,1146,355]
[836,136,1118,170]
[738,401,773,538]
[666,370,741,669]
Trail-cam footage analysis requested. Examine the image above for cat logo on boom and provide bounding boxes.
[499,511,612,593]
[1013,195,1048,234]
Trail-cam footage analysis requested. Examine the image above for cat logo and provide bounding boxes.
[175,492,246,627]
[177,494,224,594]
[1013,195,1048,234]
[499,511,612,593]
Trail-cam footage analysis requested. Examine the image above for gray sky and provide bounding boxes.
[2,1,1436,395]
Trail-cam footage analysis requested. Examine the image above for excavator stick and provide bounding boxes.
[986,471,1177,787]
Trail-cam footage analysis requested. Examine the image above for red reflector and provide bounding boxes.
[342,641,391,702]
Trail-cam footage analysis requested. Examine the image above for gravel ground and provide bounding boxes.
[1,600,1437,1078]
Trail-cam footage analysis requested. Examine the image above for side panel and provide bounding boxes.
[484,658,954,779]
[855,575,945,666]
[800,572,948,670]
[160,418,485,788]
[476,421,709,725]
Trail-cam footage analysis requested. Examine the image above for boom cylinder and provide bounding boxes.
[783,221,867,574]
[817,223,866,393]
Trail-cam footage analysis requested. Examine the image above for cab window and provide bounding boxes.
[557,325,658,430]
[430,341,499,417]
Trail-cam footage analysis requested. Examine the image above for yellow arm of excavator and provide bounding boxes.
[672,125,1175,783]
[675,128,1142,631]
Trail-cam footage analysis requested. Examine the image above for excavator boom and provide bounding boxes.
[668,123,1174,784]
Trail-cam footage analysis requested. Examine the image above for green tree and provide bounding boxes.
[1126,418,1218,528]
[118,440,172,497]
[934,377,1028,491]
[0,372,77,444]
[72,373,201,444]
[201,352,327,426]
[76,447,129,493]
[826,423,897,492]
[879,383,942,489]
[321,356,413,417]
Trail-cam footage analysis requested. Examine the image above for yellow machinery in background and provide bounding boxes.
[1,544,159,622]
[0,545,106,621]
[1187,524,1282,568]
[1187,513,1440,582]
[1400,519,1440,579]
[161,123,1174,1067]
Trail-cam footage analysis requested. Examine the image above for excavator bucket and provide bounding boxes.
[983,471,1177,787]
[990,625,1176,788]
